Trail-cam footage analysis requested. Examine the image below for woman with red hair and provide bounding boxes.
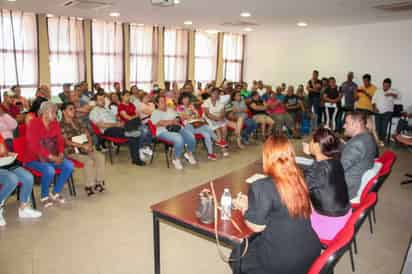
[232,136,321,274]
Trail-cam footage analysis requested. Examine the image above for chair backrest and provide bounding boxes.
[376,150,396,177]
[359,174,379,203]
[147,120,157,136]
[349,193,377,233]
[89,121,103,136]
[308,224,355,274]
[12,136,27,164]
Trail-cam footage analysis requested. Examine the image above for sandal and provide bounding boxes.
[94,183,105,193]
[50,193,65,204]
[40,197,53,208]
[84,186,95,196]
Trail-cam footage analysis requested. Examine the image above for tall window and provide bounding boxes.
[223,33,244,82]
[0,9,37,97]
[92,20,123,92]
[195,31,217,84]
[164,28,188,83]
[130,25,158,92]
[48,16,85,95]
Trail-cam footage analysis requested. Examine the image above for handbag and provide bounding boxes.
[166,124,181,132]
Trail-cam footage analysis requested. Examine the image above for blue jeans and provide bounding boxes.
[242,118,258,141]
[158,128,196,158]
[138,124,153,148]
[0,167,34,204]
[26,159,74,198]
[185,124,217,154]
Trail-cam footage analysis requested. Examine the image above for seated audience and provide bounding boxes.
[69,88,92,125]
[29,85,50,114]
[0,107,17,150]
[1,91,21,121]
[176,93,218,160]
[249,91,274,138]
[341,111,377,199]
[89,93,146,166]
[231,90,258,145]
[113,82,122,95]
[323,77,342,131]
[232,136,321,274]
[58,83,72,104]
[202,88,229,152]
[284,85,303,137]
[25,102,74,208]
[11,85,29,111]
[266,91,295,136]
[137,93,155,122]
[303,128,351,240]
[0,134,42,226]
[108,92,120,116]
[79,81,93,100]
[151,96,197,170]
[372,78,399,143]
[60,102,107,196]
[130,85,141,106]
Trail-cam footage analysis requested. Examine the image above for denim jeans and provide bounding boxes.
[26,159,74,198]
[158,128,196,158]
[185,124,217,154]
[0,167,34,204]
[375,112,392,141]
[242,118,258,141]
[138,124,153,148]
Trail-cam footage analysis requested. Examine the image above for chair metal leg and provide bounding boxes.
[353,236,358,254]
[108,142,114,164]
[372,207,376,224]
[150,142,157,164]
[368,213,374,234]
[349,243,355,272]
[70,175,76,196]
[164,144,170,168]
[67,176,73,196]
[31,190,37,209]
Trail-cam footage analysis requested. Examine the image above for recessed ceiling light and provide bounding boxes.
[174,0,180,3]
[240,12,251,17]
[205,29,219,34]
[297,21,308,27]
[46,14,54,18]
[109,12,120,17]
[244,27,253,32]
[7,0,17,2]
[184,21,192,25]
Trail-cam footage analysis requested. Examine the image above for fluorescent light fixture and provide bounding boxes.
[109,12,120,17]
[297,21,308,27]
[184,21,192,25]
[7,0,17,2]
[174,0,180,3]
[137,23,145,26]
[244,27,253,32]
[77,17,83,20]
[205,29,219,34]
[240,12,251,17]
[46,14,54,18]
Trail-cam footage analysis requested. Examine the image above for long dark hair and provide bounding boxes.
[312,127,341,159]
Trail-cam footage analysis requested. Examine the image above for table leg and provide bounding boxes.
[153,214,160,274]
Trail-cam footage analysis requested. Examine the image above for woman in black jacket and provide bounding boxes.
[304,127,352,240]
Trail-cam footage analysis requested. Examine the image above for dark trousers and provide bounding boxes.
[309,97,322,126]
[104,127,140,162]
[375,112,392,141]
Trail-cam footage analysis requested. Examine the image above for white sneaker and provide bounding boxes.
[18,207,42,219]
[184,152,197,165]
[139,149,147,161]
[172,159,183,170]
[142,146,153,156]
[0,207,6,226]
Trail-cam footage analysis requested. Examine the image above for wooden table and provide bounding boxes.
[150,161,262,274]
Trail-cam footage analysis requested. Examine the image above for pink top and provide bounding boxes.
[0,113,18,139]
[267,98,286,114]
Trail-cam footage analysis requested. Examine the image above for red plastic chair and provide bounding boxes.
[90,121,128,164]
[371,150,396,193]
[18,124,26,137]
[13,136,76,197]
[308,224,355,274]
[147,120,173,168]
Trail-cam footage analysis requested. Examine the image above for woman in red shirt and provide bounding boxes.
[25,102,74,208]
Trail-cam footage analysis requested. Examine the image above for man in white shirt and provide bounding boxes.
[372,78,400,142]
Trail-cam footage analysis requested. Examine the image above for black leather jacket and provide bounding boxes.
[305,159,351,217]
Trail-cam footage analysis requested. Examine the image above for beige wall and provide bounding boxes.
[37,14,50,86]
[84,20,93,91]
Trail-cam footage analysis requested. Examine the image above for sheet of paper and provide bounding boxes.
[295,156,314,166]
[245,173,267,184]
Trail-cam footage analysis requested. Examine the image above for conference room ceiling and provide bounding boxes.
[2,0,412,32]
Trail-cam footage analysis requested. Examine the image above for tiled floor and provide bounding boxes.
[0,140,411,274]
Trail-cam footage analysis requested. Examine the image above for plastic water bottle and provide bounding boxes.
[220,188,232,221]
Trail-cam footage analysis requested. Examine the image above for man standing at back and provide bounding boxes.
[341,111,377,199]
[355,74,376,113]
